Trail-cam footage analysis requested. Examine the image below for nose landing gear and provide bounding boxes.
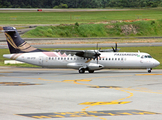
[147,68,152,73]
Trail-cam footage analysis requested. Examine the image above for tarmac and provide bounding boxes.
[0,67,162,120]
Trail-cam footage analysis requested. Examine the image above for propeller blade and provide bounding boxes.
[112,47,115,52]
[112,43,118,52]
[115,43,117,52]
[94,43,101,64]
[97,43,98,50]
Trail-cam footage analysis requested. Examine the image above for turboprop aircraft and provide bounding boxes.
[1,26,160,73]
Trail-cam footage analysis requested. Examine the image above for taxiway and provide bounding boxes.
[0,67,162,120]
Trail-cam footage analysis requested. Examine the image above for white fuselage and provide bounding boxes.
[3,51,160,70]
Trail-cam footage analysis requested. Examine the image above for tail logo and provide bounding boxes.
[5,33,37,52]
[5,33,18,49]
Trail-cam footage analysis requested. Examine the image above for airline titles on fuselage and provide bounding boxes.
[114,53,139,56]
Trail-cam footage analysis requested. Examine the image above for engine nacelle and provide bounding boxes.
[67,63,104,70]
[76,50,100,58]
[67,63,84,69]
[87,63,104,70]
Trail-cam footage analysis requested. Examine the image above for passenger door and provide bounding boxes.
[39,56,43,65]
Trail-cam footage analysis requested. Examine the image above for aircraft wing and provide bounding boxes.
[54,43,120,58]
[55,50,100,58]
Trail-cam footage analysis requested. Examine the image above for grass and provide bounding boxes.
[22,20,162,38]
[1,46,162,69]
[23,24,108,37]
[1,9,162,24]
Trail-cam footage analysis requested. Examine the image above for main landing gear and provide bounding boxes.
[79,68,85,73]
[147,68,152,73]
[78,68,94,73]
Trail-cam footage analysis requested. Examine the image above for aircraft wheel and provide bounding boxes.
[79,68,85,73]
[147,68,152,73]
[89,70,94,73]
[148,70,151,73]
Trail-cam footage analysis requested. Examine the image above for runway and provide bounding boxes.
[0,67,162,120]
[1,42,162,49]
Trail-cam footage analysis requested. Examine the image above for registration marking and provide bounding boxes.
[17,110,160,119]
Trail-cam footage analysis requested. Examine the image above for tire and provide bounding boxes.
[148,70,151,73]
[89,70,94,73]
[79,68,85,73]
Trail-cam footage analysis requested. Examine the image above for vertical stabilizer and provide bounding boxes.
[3,26,46,53]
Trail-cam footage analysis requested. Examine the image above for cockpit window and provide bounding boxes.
[148,55,152,58]
[141,55,152,59]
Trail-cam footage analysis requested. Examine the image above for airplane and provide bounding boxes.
[1,26,160,73]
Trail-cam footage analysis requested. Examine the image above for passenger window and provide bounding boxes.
[118,58,120,60]
[115,58,117,60]
[109,58,111,60]
[112,58,114,60]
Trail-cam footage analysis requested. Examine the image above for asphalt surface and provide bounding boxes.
[31,42,162,48]
[1,28,162,49]
[1,42,162,49]
[0,67,162,120]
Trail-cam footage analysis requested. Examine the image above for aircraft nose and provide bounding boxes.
[154,60,160,67]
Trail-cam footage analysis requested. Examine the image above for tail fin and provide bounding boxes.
[2,26,46,54]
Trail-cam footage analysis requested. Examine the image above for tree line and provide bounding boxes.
[0,0,162,8]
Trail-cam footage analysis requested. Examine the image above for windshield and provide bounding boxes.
[141,55,152,59]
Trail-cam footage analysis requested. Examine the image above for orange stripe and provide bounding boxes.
[11,53,24,60]
[85,59,92,63]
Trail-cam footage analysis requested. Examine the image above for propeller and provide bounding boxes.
[94,43,101,64]
[112,43,118,52]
